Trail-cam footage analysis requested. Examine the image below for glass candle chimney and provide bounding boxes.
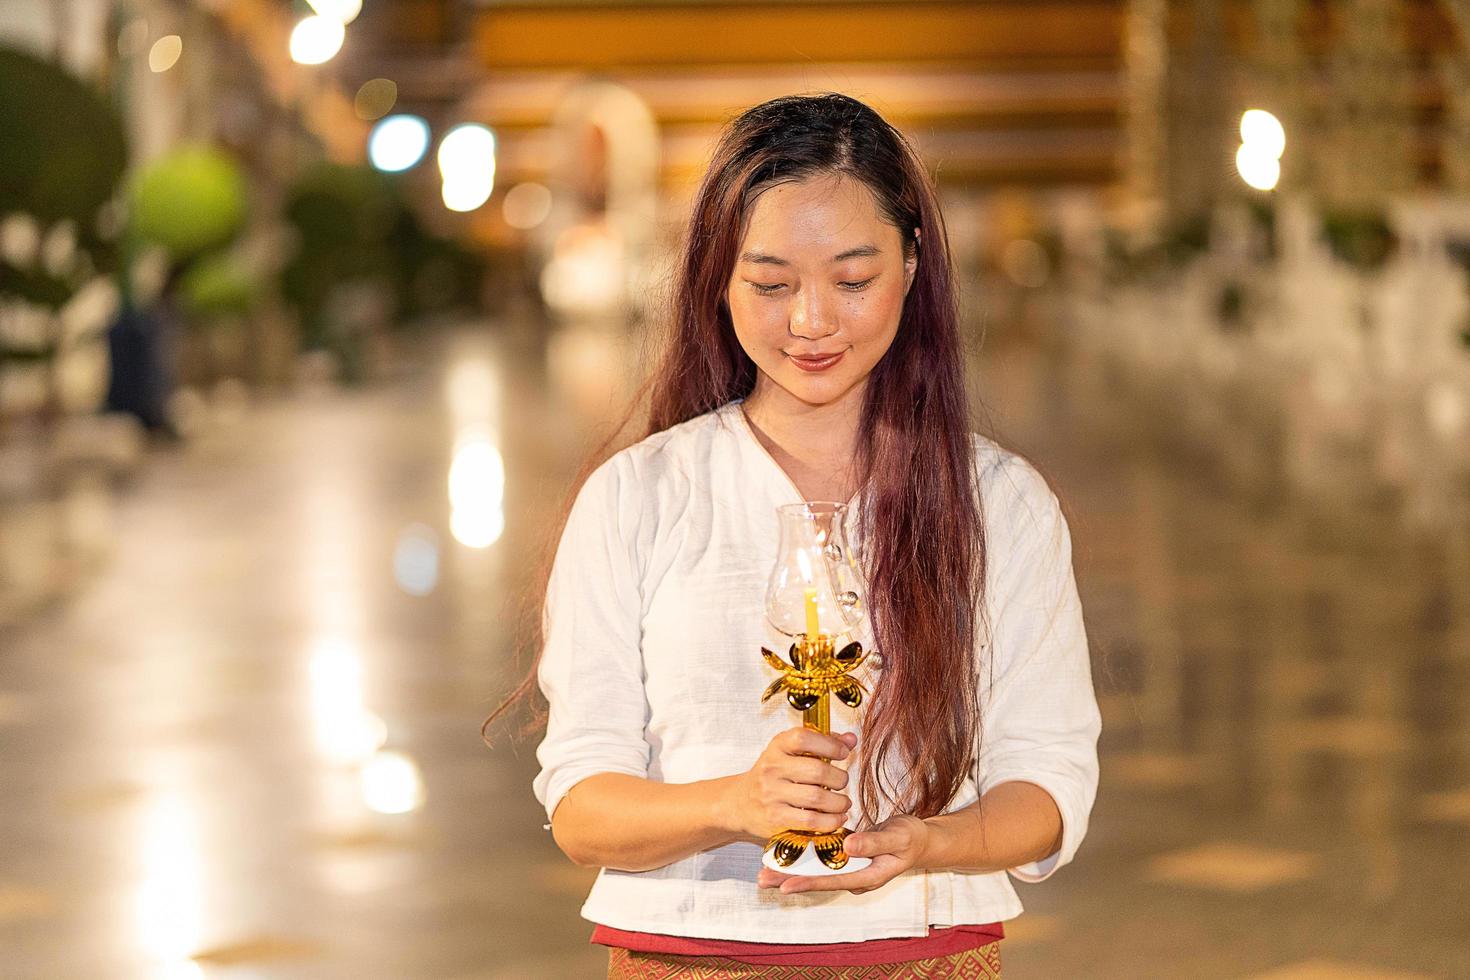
[764,501,866,640]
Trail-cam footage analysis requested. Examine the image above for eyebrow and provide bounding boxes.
[739,244,882,266]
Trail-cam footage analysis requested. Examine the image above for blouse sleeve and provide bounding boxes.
[973,455,1101,884]
[531,453,652,829]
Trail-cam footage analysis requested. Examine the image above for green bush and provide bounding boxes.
[130,146,248,259]
[180,253,258,318]
[1321,208,1397,272]
[0,46,127,322]
[0,45,127,226]
[281,162,484,349]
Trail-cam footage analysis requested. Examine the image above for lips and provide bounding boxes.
[788,350,846,372]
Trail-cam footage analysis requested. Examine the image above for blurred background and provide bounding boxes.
[1,1,1468,977]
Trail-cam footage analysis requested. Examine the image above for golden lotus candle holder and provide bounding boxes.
[758,501,874,877]
[759,631,873,872]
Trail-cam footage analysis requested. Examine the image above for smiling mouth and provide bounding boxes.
[788,350,846,372]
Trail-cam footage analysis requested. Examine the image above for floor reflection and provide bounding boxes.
[0,322,1464,978]
[983,342,1469,979]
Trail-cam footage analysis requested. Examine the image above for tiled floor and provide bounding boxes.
[0,323,1465,978]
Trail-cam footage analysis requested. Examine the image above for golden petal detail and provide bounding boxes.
[813,833,849,870]
[762,647,794,673]
[769,833,807,867]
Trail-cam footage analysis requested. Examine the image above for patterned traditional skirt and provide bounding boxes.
[607,940,1002,979]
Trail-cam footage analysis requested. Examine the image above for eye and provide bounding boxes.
[839,277,877,292]
[749,282,786,295]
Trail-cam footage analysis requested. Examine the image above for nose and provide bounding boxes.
[788,285,837,341]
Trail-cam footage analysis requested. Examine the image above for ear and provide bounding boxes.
[904,228,921,294]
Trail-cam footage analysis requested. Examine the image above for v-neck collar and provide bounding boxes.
[722,398,864,511]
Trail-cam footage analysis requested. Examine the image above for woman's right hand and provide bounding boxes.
[718,727,858,845]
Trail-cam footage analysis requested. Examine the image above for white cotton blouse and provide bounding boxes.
[531,397,1101,944]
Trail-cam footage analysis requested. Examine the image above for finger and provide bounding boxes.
[787,783,850,815]
[784,726,852,761]
[779,805,848,834]
[779,863,894,894]
[845,829,904,857]
[781,756,850,790]
[757,868,794,888]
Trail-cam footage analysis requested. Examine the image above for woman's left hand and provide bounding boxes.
[756,814,931,895]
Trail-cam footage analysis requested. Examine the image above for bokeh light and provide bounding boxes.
[446,357,501,426]
[438,124,496,213]
[447,436,504,512]
[539,224,623,315]
[307,0,363,24]
[361,751,426,814]
[1235,144,1281,191]
[502,182,553,230]
[147,35,182,73]
[134,793,203,967]
[289,15,345,65]
[448,432,505,548]
[353,78,397,121]
[442,180,493,214]
[1236,108,1285,191]
[368,114,430,173]
[1240,109,1287,159]
[309,638,389,766]
[449,506,505,549]
[392,523,440,596]
[437,125,497,180]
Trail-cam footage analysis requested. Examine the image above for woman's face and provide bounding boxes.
[725,172,917,411]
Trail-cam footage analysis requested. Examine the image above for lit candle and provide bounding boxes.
[804,586,819,637]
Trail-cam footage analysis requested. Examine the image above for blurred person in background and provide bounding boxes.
[486,93,1100,979]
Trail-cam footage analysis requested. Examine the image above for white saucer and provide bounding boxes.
[761,844,872,876]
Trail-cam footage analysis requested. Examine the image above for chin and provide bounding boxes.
[780,372,853,407]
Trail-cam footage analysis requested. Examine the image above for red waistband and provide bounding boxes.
[591,921,1004,967]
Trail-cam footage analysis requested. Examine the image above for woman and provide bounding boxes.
[484,92,1101,979]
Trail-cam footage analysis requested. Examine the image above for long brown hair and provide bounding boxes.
[483,92,986,830]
